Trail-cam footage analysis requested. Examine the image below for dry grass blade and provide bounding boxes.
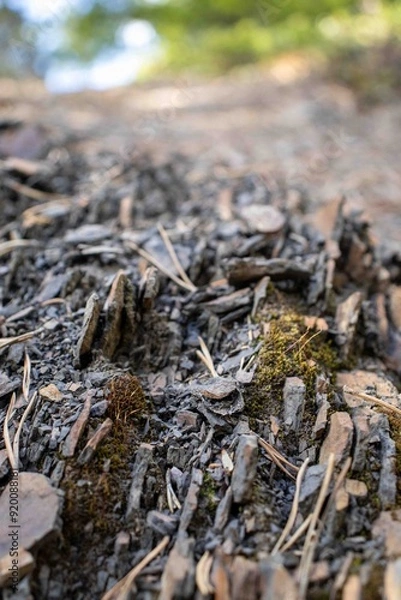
[0,239,39,257]
[343,385,401,417]
[157,223,197,292]
[330,551,354,600]
[125,239,195,292]
[280,514,313,553]
[0,327,42,351]
[3,177,68,201]
[258,436,299,479]
[196,551,214,595]
[22,199,73,227]
[101,536,169,600]
[272,457,309,554]
[4,393,17,471]
[297,453,336,599]
[197,336,218,377]
[22,351,31,402]
[13,392,37,467]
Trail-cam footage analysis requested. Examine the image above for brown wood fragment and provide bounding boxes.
[229,555,260,600]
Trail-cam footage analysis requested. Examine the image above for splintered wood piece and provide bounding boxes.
[204,288,252,315]
[102,270,127,360]
[77,418,113,465]
[252,276,270,318]
[140,266,160,310]
[335,291,362,359]
[76,292,101,360]
[62,396,92,458]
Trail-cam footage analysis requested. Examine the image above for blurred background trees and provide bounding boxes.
[1,0,401,94]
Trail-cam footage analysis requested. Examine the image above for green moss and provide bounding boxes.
[246,308,339,421]
[199,471,218,513]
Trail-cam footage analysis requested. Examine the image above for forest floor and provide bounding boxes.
[0,60,401,600]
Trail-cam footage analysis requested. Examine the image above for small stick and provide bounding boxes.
[22,351,31,402]
[297,453,336,599]
[0,239,39,257]
[272,457,309,554]
[343,386,401,417]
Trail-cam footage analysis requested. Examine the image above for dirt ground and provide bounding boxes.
[1,62,401,600]
[1,59,401,247]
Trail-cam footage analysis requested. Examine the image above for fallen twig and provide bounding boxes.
[0,327,43,351]
[257,435,299,480]
[343,386,401,417]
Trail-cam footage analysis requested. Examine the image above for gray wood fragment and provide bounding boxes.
[232,434,258,504]
[126,443,154,521]
[179,468,203,532]
[283,376,305,433]
[75,292,101,361]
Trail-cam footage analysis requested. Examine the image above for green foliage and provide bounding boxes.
[3,0,401,77]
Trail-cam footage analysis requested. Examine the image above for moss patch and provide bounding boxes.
[246,307,339,422]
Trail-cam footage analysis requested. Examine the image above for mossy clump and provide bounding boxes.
[246,309,339,420]
[61,374,149,552]
[107,373,148,427]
